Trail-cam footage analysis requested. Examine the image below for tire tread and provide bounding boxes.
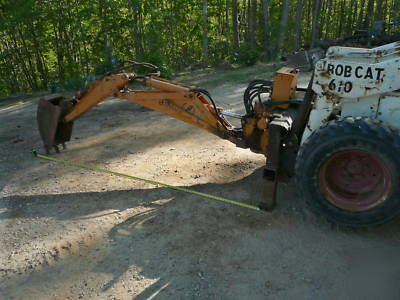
[295,117,400,227]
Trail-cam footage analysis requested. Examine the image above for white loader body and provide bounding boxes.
[302,41,400,143]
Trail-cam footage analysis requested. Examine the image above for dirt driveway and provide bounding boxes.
[1,68,400,299]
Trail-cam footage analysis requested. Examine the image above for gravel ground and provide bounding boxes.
[1,71,400,299]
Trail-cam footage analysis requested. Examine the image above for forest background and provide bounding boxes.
[0,0,399,96]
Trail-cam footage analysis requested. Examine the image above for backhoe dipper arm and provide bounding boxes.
[64,73,135,122]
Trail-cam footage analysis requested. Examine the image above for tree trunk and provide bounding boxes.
[245,0,251,42]
[306,0,312,41]
[74,0,90,75]
[262,0,272,57]
[202,0,209,66]
[374,0,386,21]
[29,25,48,89]
[346,0,356,35]
[337,0,346,37]
[392,0,399,22]
[324,0,333,39]
[357,0,366,28]
[9,34,35,90]
[17,29,38,90]
[294,0,304,50]
[276,0,290,54]
[130,0,143,59]
[363,0,374,29]
[2,38,26,92]
[232,0,239,51]
[225,0,230,48]
[249,0,257,46]
[310,0,322,48]
[99,0,112,66]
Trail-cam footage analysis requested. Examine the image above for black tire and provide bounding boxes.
[295,117,400,227]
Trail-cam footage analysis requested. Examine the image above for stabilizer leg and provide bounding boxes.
[258,114,293,211]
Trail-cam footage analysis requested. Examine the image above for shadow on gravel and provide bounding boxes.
[0,167,266,221]
[0,100,206,194]
[2,167,400,299]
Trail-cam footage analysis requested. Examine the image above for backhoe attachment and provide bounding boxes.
[37,63,306,211]
[37,63,243,154]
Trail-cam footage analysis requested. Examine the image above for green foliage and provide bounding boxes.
[1,0,399,95]
[143,53,173,79]
[175,63,277,88]
[94,60,114,76]
[59,75,96,92]
[141,28,173,78]
[236,43,261,66]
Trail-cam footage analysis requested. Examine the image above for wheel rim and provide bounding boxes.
[318,150,393,212]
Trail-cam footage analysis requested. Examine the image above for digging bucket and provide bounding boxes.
[37,94,74,154]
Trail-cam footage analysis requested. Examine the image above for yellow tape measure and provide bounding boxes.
[31,150,263,211]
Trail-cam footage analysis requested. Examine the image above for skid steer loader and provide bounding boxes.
[37,42,400,227]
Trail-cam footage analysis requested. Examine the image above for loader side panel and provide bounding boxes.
[376,92,400,130]
[313,41,400,100]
